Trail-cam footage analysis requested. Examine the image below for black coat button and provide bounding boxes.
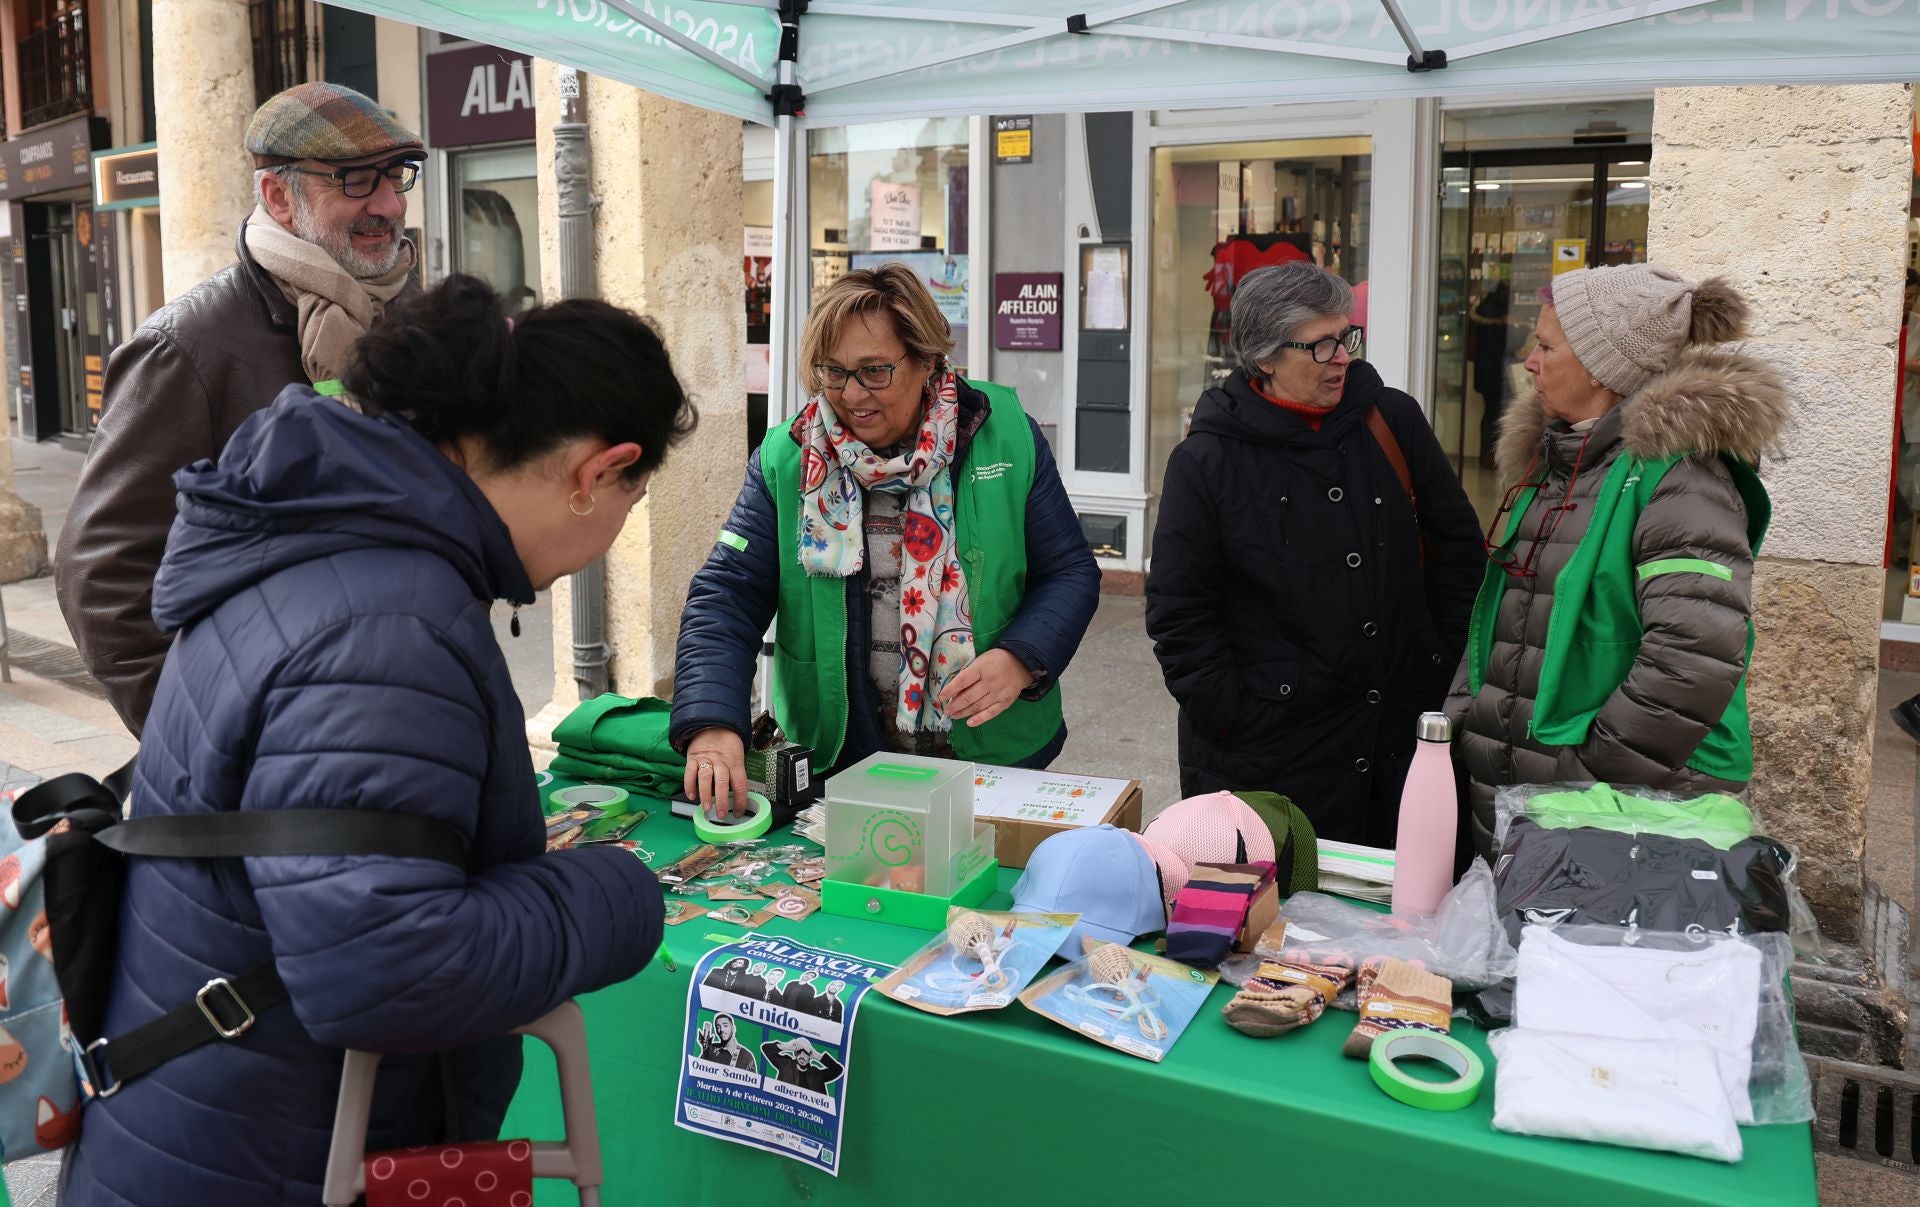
[1367,689,1381,703]
[1363,622,1378,637]
[1355,758,1371,772]
[1347,553,1363,568]
[1279,684,1292,697]
[1328,487,1344,502]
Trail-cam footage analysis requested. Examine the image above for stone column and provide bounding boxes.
[526,61,746,748]
[1647,84,1914,941]
[152,0,257,300]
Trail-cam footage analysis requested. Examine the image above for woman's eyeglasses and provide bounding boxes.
[279,157,422,199]
[816,362,898,392]
[1483,436,1592,578]
[1278,325,1365,364]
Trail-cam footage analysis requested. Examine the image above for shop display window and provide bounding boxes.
[449,144,541,312]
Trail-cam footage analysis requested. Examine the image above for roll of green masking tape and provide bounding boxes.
[1368,1031,1485,1112]
[693,791,773,843]
[549,783,631,815]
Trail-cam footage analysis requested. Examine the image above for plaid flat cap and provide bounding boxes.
[246,82,423,168]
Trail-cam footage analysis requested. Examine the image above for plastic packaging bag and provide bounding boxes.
[1215,859,1519,1003]
[1510,923,1812,1125]
[1490,782,1823,963]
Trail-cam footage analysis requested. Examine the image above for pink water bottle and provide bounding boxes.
[1391,711,1458,917]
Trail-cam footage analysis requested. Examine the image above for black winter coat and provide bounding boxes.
[1145,364,1484,844]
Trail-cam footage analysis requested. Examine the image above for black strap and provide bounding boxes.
[97,809,468,867]
[84,961,288,1096]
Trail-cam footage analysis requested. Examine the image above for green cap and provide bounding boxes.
[1233,791,1319,894]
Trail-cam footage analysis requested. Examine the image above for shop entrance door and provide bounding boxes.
[1430,148,1650,516]
[43,204,92,437]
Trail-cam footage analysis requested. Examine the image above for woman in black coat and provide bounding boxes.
[1146,262,1484,845]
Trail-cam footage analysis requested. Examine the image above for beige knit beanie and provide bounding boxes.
[1549,264,1751,397]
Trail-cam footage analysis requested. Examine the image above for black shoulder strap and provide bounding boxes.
[98,810,468,867]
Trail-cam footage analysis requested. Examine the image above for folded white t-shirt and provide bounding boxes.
[1513,927,1762,1123]
[1490,1028,1743,1163]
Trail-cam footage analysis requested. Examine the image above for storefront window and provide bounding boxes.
[807,119,971,374]
[1147,136,1372,506]
[449,144,540,312]
[1431,153,1649,519]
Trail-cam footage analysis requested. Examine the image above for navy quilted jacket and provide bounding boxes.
[62,388,663,1206]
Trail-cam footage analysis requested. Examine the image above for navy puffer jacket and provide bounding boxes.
[61,388,663,1206]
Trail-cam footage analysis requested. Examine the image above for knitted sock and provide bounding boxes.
[1341,957,1453,1059]
[1164,861,1275,970]
[1222,953,1355,1037]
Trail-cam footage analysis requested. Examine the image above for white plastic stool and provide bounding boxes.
[320,1000,604,1206]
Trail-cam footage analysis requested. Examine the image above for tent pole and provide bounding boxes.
[1378,0,1446,71]
[556,67,611,701]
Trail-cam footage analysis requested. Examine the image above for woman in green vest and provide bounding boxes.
[1446,264,1788,861]
[671,264,1100,814]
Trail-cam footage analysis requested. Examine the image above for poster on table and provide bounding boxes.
[868,179,923,251]
[676,933,893,1176]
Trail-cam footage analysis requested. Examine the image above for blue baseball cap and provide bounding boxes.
[1011,825,1167,958]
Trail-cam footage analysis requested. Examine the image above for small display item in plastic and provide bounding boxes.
[1019,943,1218,1063]
[657,844,727,886]
[877,908,1078,1015]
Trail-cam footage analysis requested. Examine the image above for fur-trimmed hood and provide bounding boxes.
[1495,344,1789,480]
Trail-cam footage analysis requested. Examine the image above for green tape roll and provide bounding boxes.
[549,783,631,815]
[693,791,773,844]
[1368,1031,1485,1112]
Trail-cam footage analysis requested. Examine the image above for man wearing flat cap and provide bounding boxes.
[57,82,425,732]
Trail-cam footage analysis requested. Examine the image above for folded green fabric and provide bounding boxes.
[1520,782,1753,849]
[549,693,684,800]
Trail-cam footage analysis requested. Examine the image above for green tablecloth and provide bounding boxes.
[504,807,1817,1206]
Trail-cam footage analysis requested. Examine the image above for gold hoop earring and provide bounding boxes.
[568,491,596,517]
[1589,378,1603,389]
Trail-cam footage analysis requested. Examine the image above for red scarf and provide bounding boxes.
[1252,381,1333,431]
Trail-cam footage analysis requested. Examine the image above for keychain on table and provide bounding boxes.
[1064,944,1168,1042]
[713,905,759,925]
[924,911,1017,994]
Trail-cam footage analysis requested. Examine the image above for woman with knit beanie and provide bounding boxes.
[1445,264,1789,861]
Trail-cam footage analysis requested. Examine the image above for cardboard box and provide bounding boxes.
[971,769,1143,868]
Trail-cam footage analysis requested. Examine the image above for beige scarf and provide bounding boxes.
[243,207,414,386]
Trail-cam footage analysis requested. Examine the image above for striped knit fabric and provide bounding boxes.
[245,82,422,166]
[1164,861,1275,969]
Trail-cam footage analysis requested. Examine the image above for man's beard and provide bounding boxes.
[288,184,403,278]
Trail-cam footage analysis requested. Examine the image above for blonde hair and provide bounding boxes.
[800,263,954,391]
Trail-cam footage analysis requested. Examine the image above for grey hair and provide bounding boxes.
[251,164,302,211]
[1230,262,1356,377]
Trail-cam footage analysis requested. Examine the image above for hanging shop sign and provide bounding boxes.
[0,115,103,201]
[92,144,159,211]
[426,44,536,147]
[994,272,1063,351]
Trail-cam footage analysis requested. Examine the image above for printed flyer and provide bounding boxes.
[675,933,892,1176]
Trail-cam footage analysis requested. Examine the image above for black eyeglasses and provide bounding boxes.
[280,157,421,199]
[1279,325,1365,364]
[816,362,898,392]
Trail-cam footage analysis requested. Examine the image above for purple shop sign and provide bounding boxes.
[426,45,535,148]
[993,272,1063,351]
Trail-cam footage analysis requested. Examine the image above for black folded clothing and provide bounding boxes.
[1492,817,1795,948]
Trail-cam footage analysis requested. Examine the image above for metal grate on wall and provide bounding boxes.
[17,1,90,129]
[1809,1056,1920,1176]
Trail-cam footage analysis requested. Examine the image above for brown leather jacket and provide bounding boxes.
[56,227,307,733]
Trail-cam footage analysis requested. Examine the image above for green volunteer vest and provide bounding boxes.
[1467,451,1771,782]
[760,380,1064,769]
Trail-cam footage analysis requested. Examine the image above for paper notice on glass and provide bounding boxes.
[676,934,892,1177]
[1084,247,1126,331]
[869,180,923,251]
[971,766,1132,827]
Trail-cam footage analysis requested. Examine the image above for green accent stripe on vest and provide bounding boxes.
[718,530,748,553]
[1636,557,1732,583]
[312,379,346,397]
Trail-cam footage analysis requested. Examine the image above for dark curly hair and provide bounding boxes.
[341,274,696,481]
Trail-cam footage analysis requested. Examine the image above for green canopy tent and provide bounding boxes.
[323,0,1920,413]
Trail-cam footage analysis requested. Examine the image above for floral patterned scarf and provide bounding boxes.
[796,371,975,734]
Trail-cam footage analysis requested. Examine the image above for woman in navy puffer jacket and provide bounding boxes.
[61,275,687,1205]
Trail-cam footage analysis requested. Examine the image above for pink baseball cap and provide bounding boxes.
[1129,831,1189,907]
[1143,791,1277,875]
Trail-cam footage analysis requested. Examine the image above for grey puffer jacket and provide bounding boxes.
[1445,346,1788,860]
